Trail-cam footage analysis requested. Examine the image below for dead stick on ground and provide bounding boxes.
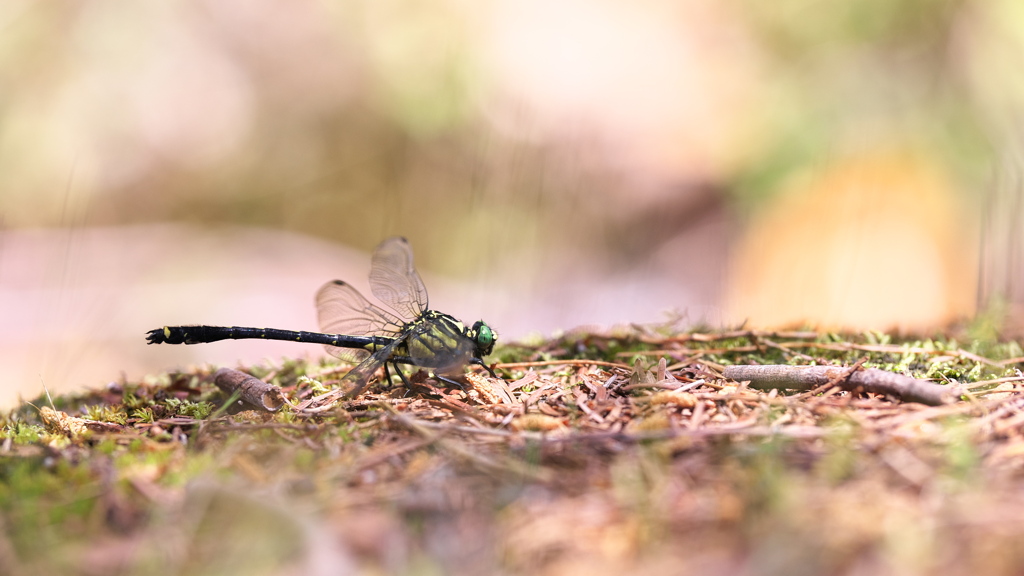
[214,368,285,412]
[723,365,964,406]
[799,356,869,400]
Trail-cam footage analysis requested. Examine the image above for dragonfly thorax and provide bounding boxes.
[399,310,480,372]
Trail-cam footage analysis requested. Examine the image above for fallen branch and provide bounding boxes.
[214,368,285,412]
[723,365,964,406]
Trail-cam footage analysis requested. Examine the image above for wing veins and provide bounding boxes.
[368,237,428,320]
[336,335,408,397]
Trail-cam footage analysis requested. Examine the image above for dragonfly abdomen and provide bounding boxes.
[146,325,384,350]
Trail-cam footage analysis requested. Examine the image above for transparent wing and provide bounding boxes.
[368,237,429,321]
[315,280,405,359]
[335,336,407,397]
[324,346,370,364]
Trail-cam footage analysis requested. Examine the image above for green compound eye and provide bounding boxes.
[472,321,496,356]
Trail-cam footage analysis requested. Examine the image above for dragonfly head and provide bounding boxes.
[470,320,496,357]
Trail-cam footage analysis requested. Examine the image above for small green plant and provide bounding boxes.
[163,398,214,420]
[131,407,155,423]
[297,375,328,394]
[122,393,149,410]
[83,404,128,425]
[2,421,45,444]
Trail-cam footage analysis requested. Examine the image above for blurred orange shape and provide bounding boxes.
[726,153,977,331]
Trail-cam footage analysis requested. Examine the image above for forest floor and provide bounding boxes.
[4,327,1024,575]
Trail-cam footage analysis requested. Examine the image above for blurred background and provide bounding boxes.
[1,0,1022,407]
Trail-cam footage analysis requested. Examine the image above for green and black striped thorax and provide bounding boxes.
[398,310,496,371]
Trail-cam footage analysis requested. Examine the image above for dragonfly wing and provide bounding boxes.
[316,280,404,359]
[335,336,406,397]
[322,346,371,364]
[316,280,404,335]
[368,237,429,320]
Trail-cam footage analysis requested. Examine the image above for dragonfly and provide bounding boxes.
[146,237,497,398]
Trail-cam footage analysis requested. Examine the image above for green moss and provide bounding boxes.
[131,407,156,424]
[297,375,328,395]
[164,398,214,420]
[83,404,129,425]
[2,420,46,444]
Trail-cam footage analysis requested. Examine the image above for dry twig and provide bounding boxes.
[723,364,964,406]
[214,368,285,412]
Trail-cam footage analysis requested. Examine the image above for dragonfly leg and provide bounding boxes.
[386,355,495,391]
[434,374,466,390]
[390,361,413,389]
[470,357,498,379]
[389,356,416,366]
[387,356,417,396]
